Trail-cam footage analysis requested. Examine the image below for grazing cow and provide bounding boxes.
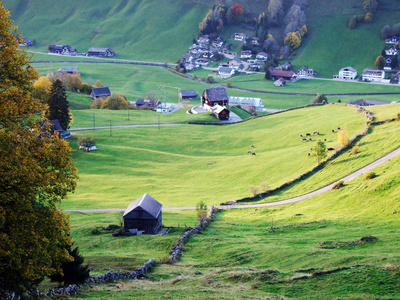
[308,153,310,156]
[337,127,341,130]
[300,134,303,138]
[248,150,252,154]
[310,148,313,151]
[252,152,256,156]
[302,138,306,142]
[313,131,319,135]
[251,145,255,148]
[309,138,312,141]
[306,133,311,136]
[324,139,326,142]
[327,147,335,151]
[332,129,335,133]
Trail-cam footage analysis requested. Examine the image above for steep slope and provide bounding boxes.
[3,0,213,61]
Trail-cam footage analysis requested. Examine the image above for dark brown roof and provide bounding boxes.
[123,193,162,219]
[271,70,295,78]
[204,87,229,102]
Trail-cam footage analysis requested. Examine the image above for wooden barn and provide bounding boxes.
[88,47,115,57]
[201,87,229,107]
[123,194,163,234]
[179,90,198,100]
[90,87,111,99]
[212,105,230,121]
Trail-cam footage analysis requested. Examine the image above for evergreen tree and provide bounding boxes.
[265,68,272,80]
[47,79,71,130]
[50,245,90,286]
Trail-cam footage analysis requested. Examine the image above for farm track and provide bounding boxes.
[30,55,400,97]
[65,145,400,212]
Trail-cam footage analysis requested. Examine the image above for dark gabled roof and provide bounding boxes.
[88,47,113,52]
[135,98,145,105]
[123,193,162,219]
[204,87,229,102]
[91,87,111,97]
[180,90,198,97]
[271,70,295,78]
[60,66,78,73]
[49,119,62,132]
[219,67,234,73]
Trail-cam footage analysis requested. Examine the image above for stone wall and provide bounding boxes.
[170,207,216,263]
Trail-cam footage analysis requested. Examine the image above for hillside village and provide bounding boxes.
[1,0,400,299]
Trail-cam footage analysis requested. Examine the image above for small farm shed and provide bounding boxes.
[123,194,163,234]
[58,66,79,74]
[212,105,230,121]
[90,87,111,99]
[88,47,115,57]
[179,90,198,100]
[201,87,229,107]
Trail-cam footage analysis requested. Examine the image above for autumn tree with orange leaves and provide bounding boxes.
[0,3,78,297]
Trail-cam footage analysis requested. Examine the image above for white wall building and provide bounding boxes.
[229,96,264,111]
[337,66,357,80]
[362,69,385,82]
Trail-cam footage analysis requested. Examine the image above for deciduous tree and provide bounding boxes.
[375,55,385,70]
[313,93,328,104]
[32,76,53,103]
[311,139,327,164]
[0,3,77,297]
[284,32,301,50]
[196,201,208,228]
[363,0,378,12]
[337,129,349,147]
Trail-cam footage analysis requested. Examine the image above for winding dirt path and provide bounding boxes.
[65,146,400,213]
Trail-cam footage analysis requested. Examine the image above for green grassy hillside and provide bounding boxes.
[3,0,213,61]
[64,105,369,209]
[6,0,400,76]
[68,148,400,299]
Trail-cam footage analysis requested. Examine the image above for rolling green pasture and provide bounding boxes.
[72,154,400,299]
[246,103,400,204]
[64,105,367,209]
[66,210,197,275]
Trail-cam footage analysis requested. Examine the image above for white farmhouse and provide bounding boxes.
[219,66,235,78]
[338,67,357,80]
[362,69,385,82]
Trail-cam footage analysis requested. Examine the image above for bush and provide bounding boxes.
[206,76,215,83]
[80,83,93,94]
[91,98,106,109]
[351,146,359,155]
[101,93,128,110]
[158,255,172,264]
[364,12,373,23]
[332,180,344,190]
[365,171,376,180]
[91,227,102,235]
[348,16,357,29]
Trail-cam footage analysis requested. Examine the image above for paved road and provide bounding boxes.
[65,146,400,213]
[69,123,183,131]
